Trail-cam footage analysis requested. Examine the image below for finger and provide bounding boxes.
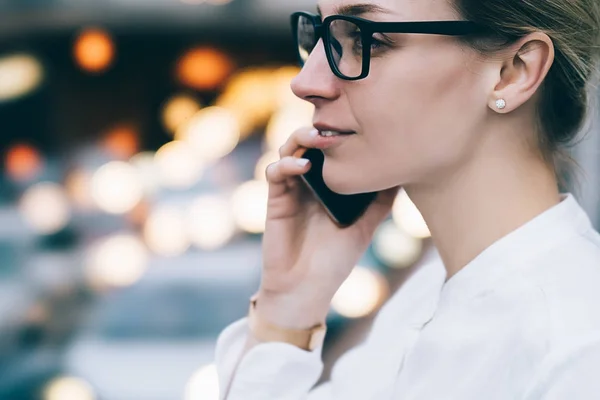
[266,157,312,198]
[279,127,319,159]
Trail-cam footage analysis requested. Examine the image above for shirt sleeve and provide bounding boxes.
[215,317,326,400]
[523,333,600,400]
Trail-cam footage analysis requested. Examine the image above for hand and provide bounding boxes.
[258,127,400,328]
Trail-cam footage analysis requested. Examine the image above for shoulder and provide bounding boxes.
[523,332,600,400]
[524,228,600,347]
[521,228,600,398]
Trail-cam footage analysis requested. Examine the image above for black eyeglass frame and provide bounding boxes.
[291,11,488,81]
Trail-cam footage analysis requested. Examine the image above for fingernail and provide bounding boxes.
[296,158,310,167]
[309,129,319,138]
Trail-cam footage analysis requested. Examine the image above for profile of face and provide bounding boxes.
[291,0,506,195]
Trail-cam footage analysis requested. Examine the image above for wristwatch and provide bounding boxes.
[248,294,327,351]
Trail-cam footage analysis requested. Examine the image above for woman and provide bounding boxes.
[215,0,600,398]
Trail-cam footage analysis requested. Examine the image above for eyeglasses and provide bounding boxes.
[291,11,488,81]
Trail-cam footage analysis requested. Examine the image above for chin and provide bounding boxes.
[322,163,370,195]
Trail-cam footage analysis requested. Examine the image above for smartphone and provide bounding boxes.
[299,148,378,228]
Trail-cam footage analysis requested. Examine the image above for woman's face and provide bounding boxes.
[291,0,493,194]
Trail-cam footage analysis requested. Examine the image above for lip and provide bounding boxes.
[313,122,356,135]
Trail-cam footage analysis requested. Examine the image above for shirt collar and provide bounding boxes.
[437,193,594,304]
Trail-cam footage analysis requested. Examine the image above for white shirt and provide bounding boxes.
[215,193,600,400]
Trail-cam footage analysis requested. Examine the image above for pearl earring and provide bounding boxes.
[496,99,506,110]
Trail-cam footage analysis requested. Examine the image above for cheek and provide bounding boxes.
[349,46,485,176]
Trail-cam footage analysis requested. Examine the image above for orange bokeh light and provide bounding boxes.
[5,144,43,182]
[176,47,233,91]
[102,124,139,159]
[74,28,115,73]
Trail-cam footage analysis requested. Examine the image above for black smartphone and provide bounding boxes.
[299,148,378,228]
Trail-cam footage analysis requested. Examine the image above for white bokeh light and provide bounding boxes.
[19,182,71,235]
[129,152,161,196]
[265,102,314,151]
[184,364,220,400]
[373,220,423,269]
[392,189,431,239]
[0,54,44,102]
[143,205,191,257]
[154,141,204,189]
[161,94,201,134]
[86,234,149,289]
[331,267,388,318]
[91,161,144,214]
[231,180,269,234]
[188,195,236,250]
[43,376,95,400]
[254,151,279,181]
[176,106,240,163]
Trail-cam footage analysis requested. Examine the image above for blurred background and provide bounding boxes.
[0,1,598,399]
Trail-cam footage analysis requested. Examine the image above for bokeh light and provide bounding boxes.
[273,66,303,107]
[254,151,279,181]
[143,205,190,257]
[331,267,389,318]
[65,169,95,210]
[161,94,201,134]
[176,47,233,91]
[43,376,95,400]
[188,195,236,250]
[154,141,204,189]
[73,28,115,73]
[216,68,278,136]
[0,54,44,102]
[86,234,148,289]
[129,152,161,196]
[19,182,71,235]
[184,364,220,400]
[392,190,431,239]
[175,106,240,163]
[265,102,314,151]
[91,161,144,214]
[102,124,139,159]
[373,220,423,269]
[231,180,269,234]
[4,143,43,182]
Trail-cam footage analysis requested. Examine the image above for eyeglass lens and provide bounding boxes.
[295,14,364,79]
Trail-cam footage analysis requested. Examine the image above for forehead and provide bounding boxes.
[317,0,458,20]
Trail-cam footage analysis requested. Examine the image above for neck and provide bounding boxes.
[405,132,561,281]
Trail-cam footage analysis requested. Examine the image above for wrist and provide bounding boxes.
[254,289,330,330]
[248,293,328,351]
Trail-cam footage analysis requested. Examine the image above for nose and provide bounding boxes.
[291,39,341,107]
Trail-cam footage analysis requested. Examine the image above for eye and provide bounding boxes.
[350,30,362,46]
[370,37,385,49]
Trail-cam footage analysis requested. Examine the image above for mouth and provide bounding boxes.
[314,123,356,137]
[318,130,356,137]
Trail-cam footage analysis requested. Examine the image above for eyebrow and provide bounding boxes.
[316,3,394,17]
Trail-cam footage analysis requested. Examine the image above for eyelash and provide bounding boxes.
[351,32,391,52]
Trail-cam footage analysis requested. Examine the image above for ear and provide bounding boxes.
[489,32,555,113]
